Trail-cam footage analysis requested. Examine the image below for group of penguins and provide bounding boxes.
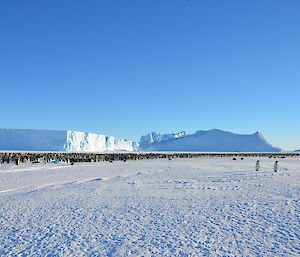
[255,160,279,172]
[0,153,282,172]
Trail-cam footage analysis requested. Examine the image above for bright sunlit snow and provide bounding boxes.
[0,157,299,256]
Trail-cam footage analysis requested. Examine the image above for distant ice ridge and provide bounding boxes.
[0,128,282,152]
[0,129,138,152]
[139,129,281,152]
[140,131,186,146]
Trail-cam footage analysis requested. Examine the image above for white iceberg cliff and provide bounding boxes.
[0,129,138,152]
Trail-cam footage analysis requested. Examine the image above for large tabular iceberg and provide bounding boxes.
[0,129,138,152]
[0,128,282,152]
[139,129,281,152]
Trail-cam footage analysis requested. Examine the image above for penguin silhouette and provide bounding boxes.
[255,160,260,171]
[274,161,279,172]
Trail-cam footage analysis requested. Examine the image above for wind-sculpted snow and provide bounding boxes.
[0,129,137,152]
[0,158,299,256]
[140,129,281,152]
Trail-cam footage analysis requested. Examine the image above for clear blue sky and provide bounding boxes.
[0,0,299,150]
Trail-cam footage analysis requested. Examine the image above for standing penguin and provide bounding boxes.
[274,161,279,172]
[15,156,20,166]
[255,160,260,171]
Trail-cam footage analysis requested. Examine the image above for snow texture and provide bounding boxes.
[0,157,299,256]
[0,129,138,152]
[140,129,281,152]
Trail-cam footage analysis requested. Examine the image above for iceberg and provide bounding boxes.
[139,129,281,152]
[0,129,138,152]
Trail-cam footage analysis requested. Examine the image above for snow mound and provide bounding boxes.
[139,129,281,152]
[0,129,138,152]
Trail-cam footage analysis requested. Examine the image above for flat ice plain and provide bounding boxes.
[0,157,299,256]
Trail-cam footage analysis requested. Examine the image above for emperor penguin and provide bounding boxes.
[255,160,260,171]
[274,161,279,172]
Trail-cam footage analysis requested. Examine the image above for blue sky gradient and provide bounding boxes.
[0,0,299,150]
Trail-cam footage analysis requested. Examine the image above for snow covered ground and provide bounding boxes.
[0,157,299,256]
